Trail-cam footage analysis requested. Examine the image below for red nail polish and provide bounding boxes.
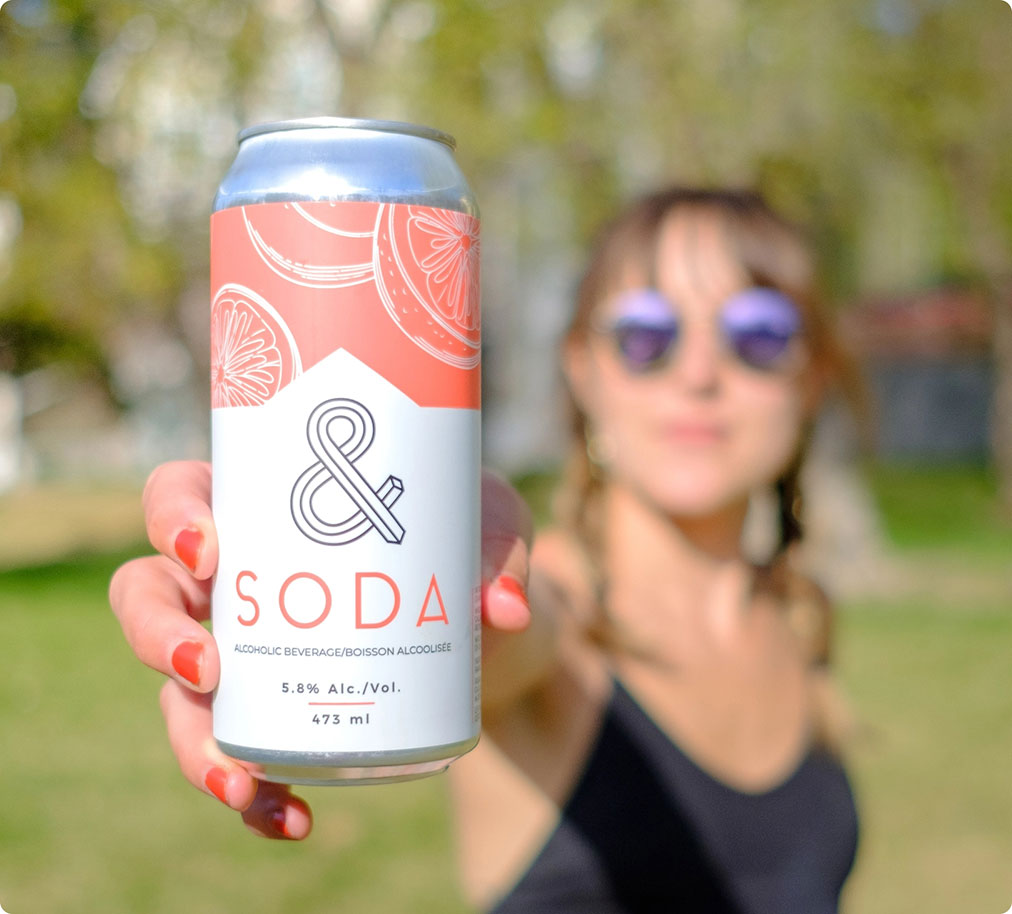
[174,527,202,572]
[271,808,292,839]
[171,641,203,686]
[496,575,528,605]
[205,767,229,804]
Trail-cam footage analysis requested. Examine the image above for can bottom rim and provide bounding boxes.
[216,734,479,786]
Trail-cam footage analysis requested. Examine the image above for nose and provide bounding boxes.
[670,322,722,393]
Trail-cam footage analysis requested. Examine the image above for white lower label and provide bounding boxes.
[211,349,481,755]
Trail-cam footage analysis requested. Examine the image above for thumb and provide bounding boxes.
[480,470,533,632]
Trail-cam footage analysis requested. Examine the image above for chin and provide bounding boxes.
[609,451,769,523]
[661,496,746,523]
[633,479,750,523]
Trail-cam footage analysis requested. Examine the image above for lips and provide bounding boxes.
[659,420,727,445]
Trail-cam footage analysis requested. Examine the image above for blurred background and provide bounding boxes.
[1,0,1011,911]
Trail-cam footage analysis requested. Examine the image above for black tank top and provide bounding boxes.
[488,681,858,914]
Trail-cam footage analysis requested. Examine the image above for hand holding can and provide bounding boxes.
[109,461,533,834]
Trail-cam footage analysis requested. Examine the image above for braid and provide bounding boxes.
[551,419,618,649]
[775,456,805,555]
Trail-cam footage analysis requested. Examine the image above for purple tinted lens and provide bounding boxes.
[613,320,679,371]
[606,289,679,371]
[721,288,802,369]
[731,329,792,367]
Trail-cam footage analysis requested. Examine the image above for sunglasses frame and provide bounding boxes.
[592,286,806,375]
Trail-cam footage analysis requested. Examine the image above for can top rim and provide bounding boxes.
[237,117,456,150]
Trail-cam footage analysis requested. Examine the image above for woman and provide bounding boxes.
[110,187,859,912]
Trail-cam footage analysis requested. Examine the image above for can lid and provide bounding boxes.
[237,117,456,150]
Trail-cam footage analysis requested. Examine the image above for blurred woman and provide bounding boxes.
[110,186,859,913]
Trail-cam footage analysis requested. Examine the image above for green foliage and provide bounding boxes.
[3,0,1010,357]
[512,466,559,526]
[0,2,185,375]
[0,307,102,374]
[3,0,1012,471]
[864,461,1012,556]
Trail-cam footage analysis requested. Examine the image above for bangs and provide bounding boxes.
[715,203,817,307]
[568,189,824,357]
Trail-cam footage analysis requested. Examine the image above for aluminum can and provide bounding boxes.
[209,118,481,785]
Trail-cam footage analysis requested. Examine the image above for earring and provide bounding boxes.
[585,426,615,476]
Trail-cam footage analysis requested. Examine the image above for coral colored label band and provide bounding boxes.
[210,200,481,410]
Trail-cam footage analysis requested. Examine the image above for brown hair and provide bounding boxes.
[553,187,857,661]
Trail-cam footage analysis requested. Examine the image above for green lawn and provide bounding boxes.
[863,461,1012,558]
[0,550,470,914]
[0,463,1010,912]
[838,600,1012,913]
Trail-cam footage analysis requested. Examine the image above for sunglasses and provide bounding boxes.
[595,286,805,374]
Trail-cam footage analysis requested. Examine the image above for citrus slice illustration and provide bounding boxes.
[211,284,302,408]
[242,202,375,288]
[373,204,481,369]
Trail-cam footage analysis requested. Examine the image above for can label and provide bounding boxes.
[210,200,481,755]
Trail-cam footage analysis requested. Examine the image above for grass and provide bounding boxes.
[835,463,1012,911]
[0,551,470,914]
[0,463,1010,912]
[0,483,145,569]
[837,600,1012,913]
[863,461,1012,558]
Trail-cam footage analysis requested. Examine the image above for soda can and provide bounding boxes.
[209,118,481,785]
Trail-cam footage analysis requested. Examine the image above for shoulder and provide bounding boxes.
[758,558,856,752]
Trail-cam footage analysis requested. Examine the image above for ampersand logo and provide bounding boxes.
[291,398,405,546]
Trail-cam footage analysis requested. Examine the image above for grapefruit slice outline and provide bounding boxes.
[373,204,481,369]
[410,207,481,331]
[211,283,302,408]
[242,203,375,289]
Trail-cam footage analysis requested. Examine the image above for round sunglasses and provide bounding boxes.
[594,286,805,374]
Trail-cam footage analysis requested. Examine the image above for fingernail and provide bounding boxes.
[496,575,528,605]
[205,766,229,805]
[174,527,203,572]
[271,808,293,839]
[171,641,203,687]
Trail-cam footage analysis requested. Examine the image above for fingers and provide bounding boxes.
[160,681,312,840]
[120,459,313,840]
[480,470,534,633]
[161,681,254,809]
[109,554,219,692]
[143,461,218,580]
[241,781,313,840]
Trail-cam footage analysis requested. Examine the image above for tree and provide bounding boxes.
[2,0,1011,481]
